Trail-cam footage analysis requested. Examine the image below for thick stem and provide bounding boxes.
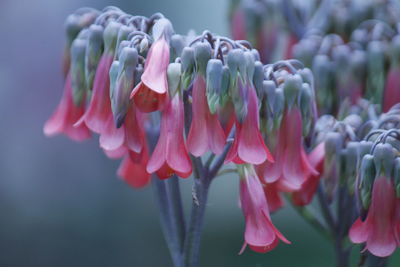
[167,176,186,253]
[183,175,211,267]
[365,254,389,267]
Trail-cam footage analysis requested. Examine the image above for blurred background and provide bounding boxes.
[1,0,399,266]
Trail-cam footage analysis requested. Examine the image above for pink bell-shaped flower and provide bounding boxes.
[292,142,325,206]
[349,177,399,257]
[257,108,318,192]
[226,85,273,165]
[146,94,192,179]
[75,54,114,133]
[44,73,91,141]
[130,35,170,113]
[239,165,290,254]
[187,76,226,156]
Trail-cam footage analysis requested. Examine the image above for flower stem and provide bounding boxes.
[183,175,211,267]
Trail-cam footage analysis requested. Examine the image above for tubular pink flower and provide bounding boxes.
[263,181,284,213]
[226,86,273,165]
[383,66,400,112]
[146,94,192,179]
[187,76,226,156]
[258,108,318,192]
[75,54,114,133]
[239,166,290,254]
[131,35,169,113]
[292,142,325,206]
[44,74,91,141]
[100,103,145,154]
[117,144,151,188]
[349,177,398,257]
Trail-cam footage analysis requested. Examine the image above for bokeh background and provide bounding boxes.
[1,0,400,266]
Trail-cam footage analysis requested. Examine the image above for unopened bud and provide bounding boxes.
[167,62,181,96]
[283,74,302,109]
[103,21,121,54]
[152,18,174,41]
[170,34,185,58]
[219,66,231,108]
[116,26,133,55]
[111,47,138,127]
[206,59,223,114]
[373,143,395,177]
[253,61,264,98]
[194,42,212,76]
[85,25,104,90]
[244,51,255,84]
[139,38,149,54]
[70,38,87,106]
[181,47,195,89]
[359,154,376,209]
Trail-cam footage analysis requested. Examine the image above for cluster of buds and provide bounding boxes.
[310,101,400,257]
[294,20,400,115]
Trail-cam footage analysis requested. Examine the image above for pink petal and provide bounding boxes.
[99,114,125,151]
[75,54,114,133]
[124,104,143,153]
[103,145,127,159]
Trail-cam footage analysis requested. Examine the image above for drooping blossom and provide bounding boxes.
[146,94,192,179]
[292,142,325,206]
[187,75,226,156]
[239,165,290,254]
[349,177,399,257]
[44,74,91,141]
[257,108,318,192]
[383,66,400,112]
[130,34,170,113]
[117,144,151,188]
[263,181,284,213]
[75,54,114,133]
[226,85,274,165]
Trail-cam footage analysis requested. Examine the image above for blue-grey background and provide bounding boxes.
[0,0,399,266]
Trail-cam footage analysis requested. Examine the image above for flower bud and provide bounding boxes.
[358,141,373,165]
[70,38,87,106]
[167,62,181,96]
[117,40,130,59]
[345,142,359,191]
[253,61,264,98]
[139,38,149,54]
[170,34,185,58]
[152,18,174,41]
[250,49,260,61]
[300,83,312,136]
[244,51,255,84]
[219,66,231,108]
[206,59,223,114]
[111,47,138,127]
[134,65,144,87]
[194,42,212,76]
[312,54,334,111]
[65,14,83,45]
[359,154,376,209]
[115,25,133,55]
[283,74,302,109]
[85,25,104,91]
[181,47,195,89]
[227,49,245,82]
[373,143,395,177]
[104,21,121,54]
[273,88,284,128]
[264,80,276,113]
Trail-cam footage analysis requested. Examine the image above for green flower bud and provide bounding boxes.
[152,18,174,41]
[373,143,395,177]
[111,47,138,127]
[283,74,302,110]
[206,59,223,114]
[104,21,121,54]
[170,34,185,58]
[359,154,376,209]
[219,66,231,108]
[194,42,211,76]
[70,38,87,106]
[85,25,104,91]
[253,61,264,98]
[167,62,182,96]
[181,47,195,89]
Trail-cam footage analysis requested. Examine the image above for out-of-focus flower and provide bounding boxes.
[44,74,91,141]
